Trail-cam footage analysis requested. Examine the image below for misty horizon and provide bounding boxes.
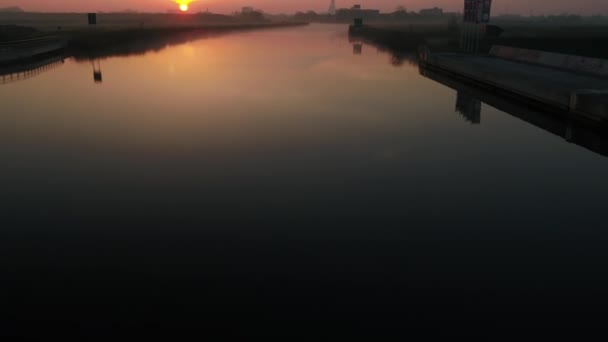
[1,0,607,16]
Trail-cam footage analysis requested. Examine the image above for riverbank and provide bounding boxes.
[419,48,608,123]
[349,23,608,59]
[1,21,308,64]
[0,36,67,64]
[349,24,458,54]
[67,22,307,58]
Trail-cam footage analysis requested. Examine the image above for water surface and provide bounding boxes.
[2,24,608,336]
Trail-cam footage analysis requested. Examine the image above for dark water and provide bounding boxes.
[2,24,608,338]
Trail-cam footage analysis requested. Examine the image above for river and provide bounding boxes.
[2,24,608,337]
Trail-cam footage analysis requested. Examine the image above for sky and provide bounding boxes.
[2,0,607,15]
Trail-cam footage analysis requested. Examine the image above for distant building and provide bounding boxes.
[419,7,444,16]
[328,0,336,15]
[336,5,380,21]
[242,6,254,14]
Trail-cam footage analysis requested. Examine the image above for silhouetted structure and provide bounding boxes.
[328,0,336,15]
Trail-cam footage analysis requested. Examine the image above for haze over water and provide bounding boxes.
[2,24,608,336]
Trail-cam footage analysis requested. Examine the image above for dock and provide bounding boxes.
[420,46,608,122]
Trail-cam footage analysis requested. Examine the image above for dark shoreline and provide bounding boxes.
[349,25,450,52]
[67,22,307,54]
[0,22,309,65]
[349,24,608,59]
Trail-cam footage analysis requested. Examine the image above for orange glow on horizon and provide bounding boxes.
[180,4,188,12]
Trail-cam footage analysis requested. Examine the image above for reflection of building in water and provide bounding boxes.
[0,56,65,85]
[353,43,362,55]
[91,59,102,83]
[455,92,481,124]
[419,65,608,158]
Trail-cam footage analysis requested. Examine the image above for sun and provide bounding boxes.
[175,1,193,12]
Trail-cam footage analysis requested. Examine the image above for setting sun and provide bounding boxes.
[175,0,193,12]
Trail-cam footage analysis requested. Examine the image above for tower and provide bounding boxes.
[328,0,336,15]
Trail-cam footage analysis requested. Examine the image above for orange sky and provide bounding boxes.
[1,0,606,15]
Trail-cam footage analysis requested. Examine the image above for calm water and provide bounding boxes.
[2,24,608,337]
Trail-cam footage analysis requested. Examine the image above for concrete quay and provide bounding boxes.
[420,66,608,157]
[420,46,608,122]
